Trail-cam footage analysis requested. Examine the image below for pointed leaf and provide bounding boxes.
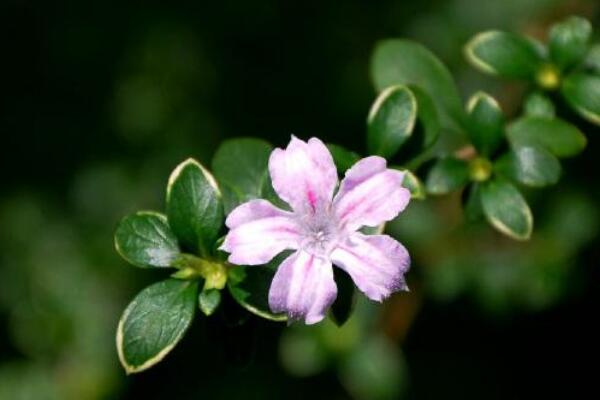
[466,91,505,155]
[166,158,224,256]
[480,178,533,240]
[367,85,417,158]
[561,73,600,126]
[117,279,198,374]
[396,168,426,200]
[227,254,288,322]
[507,116,586,158]
[425,158,469,195]
[465,31,542,78]
[549,16,592,70]
[114,211,180,268]
[198,288,221,316]
[211,138,273,214]
[371,39,464,130]
[524,92,555,118]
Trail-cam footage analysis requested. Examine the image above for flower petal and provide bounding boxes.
[331,232,410,302]
[333,156,410,231]
[268,250,337,324]
[221,200,300,265]
[269,136,338,214]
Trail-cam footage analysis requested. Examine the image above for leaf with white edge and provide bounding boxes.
[211,138,273,214]
[480,178,533,240]
[507,116,586,158]
[549,16,592,70]
[367,85,417,158]
[495,146,561,188]
[371,39,465,130]
[166,158,224,256]
[227,255,288,322]
[114,211,180,268]
[117,279,198,374]
[327,144,361,174]
[198,289,221,316]
[395,168,425,200]
[410,85,441,150]
[466,91,504,156]
[524,92,555,118]
[425,158,469,195]
[561,73,600,126]
[465,31,542,79]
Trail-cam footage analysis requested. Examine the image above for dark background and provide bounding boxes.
[1,0,598,399]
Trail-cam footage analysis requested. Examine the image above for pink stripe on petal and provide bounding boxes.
[221,215,300,265]
[333,157,410,232]
[269,136,338,214]
[268,250,337,324]
[331,233,410,302]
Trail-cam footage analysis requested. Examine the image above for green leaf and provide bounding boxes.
[227,255,288,322]
[198,288,221,316]
[466,91,505,155]
[584,43,600,74]
[211,138,273,214]
[397,168,426,200]
[114,211,180,268]
[561,73,600,126]
[367,85,417,158]
[409,85,441,150]
[463,183,483,222]
[371,39,464,130]
[327,144,360,174]
[506,116,586,158]
[425,158,469,195]
[166,158,224,256]
[465,31,542,78]
[480,178,533,240]
[329,268,356,327]
[117,279,198,374]
[524,92,555,118]
[495,146,561,187]
[549,16,592,70]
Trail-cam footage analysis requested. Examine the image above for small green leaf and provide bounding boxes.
[524,92,555,118]
[465,31,542,79]
[367,85,417,158]
[549,16,592,70]
[480,178,533,240]
[117,279,198,374]
[371,39,464,130]
[327,144,360,174]
[584,43,600,74]
[166,158,224,256]
[561,73,600,125]
[198,288,221,316]
[463,183,483,222]
[329,268,356,327]
[397,168,426,200]
[495,146,561,187]
[425,158,469,195]
[211,138,273,214]
[507,116,586,158]
[227,255,288,322]
[114,211,180,268]
[466,91,505,155]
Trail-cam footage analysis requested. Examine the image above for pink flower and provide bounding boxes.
[220,136,411,324]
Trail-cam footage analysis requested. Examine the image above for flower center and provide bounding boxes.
[297,210,340,257]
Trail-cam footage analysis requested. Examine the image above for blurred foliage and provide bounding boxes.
[1,0,599,398]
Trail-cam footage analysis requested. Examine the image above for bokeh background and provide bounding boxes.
[1,0,599,399]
